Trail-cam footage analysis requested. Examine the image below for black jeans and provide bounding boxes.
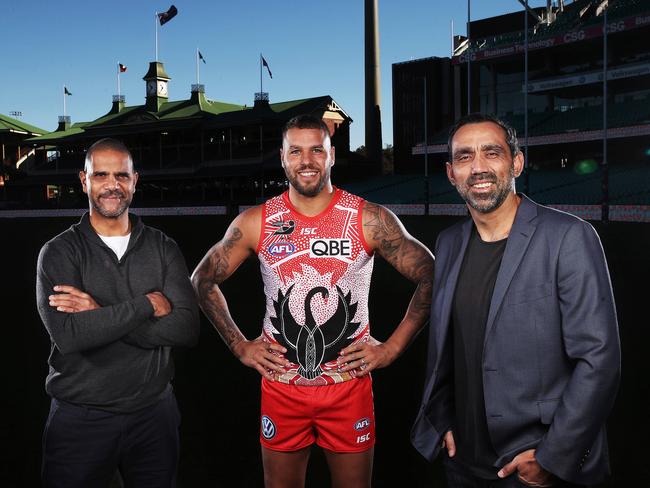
[42,393,180,488]
[443,455,586,488]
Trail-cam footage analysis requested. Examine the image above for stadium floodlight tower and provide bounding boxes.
[365,0,383,173]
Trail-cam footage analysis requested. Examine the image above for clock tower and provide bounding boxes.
[143,61,171,112]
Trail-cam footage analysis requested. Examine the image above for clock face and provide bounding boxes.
[147,80,157,96]
[157,81,168,97]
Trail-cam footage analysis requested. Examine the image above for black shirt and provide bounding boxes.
[451,226,507,479]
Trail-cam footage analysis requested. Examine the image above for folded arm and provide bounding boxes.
[37,241,154,354]
[122,240,200,349]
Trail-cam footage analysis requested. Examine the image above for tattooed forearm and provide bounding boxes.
[409,276,433,317]
[382,272,433,359]
[191,227,246,351]
[399,238,434,329]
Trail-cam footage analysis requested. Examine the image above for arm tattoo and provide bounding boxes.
[193,227,246,350]
[401,250,433,326]
[211,227,242,283]
[364,203,434,325]
[363,203,404,259]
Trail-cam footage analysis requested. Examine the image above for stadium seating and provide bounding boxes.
[340,162,650,206]
[469,0,649,55]
[608,0,648,19]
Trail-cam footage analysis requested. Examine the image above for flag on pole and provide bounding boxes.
[158,5,178,25]
[64,86,72,96]
[117,63,126,96]
[198,51,206,64]
[262,56,273,79]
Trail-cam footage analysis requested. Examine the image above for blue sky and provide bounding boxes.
[1,1,544,149]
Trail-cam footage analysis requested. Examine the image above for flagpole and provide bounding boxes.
[467,0,471,114]
[524,0,530,194]
[260,53,264,97]
[63,85,66,117]
[196,47,200,85]
[602,4,609,222]
[117,63,121,96]
[451,20,454,57]
[155,12,159,61]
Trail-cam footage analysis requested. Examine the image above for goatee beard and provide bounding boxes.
[92,190,130,218]
[285,165,330,197]
[456,166,515,214]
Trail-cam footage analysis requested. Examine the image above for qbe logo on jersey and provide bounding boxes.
[309,239,352,258]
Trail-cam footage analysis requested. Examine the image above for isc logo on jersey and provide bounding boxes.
[309,239,352,258]
[268,242,295,257]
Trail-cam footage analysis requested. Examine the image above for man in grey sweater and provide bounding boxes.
[36,138,199,488]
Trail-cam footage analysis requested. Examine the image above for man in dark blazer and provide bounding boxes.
[411,113,620,487]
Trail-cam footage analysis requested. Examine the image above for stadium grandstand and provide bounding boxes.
[2,1,649,223]
[0,113,45,190]
[391,0,650,221]
[1,60,357,210]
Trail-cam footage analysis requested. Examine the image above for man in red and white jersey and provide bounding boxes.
[192,114,434,488]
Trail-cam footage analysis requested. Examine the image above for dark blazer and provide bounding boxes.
[411,195,620,484]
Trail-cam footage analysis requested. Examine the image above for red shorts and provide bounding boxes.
[260,376,375,453]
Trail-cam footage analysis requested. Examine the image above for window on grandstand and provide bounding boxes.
[554,96,603,112]
[479,65,547,115]
[614,89,650,103]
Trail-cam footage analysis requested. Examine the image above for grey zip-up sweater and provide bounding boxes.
[36,212,199,413]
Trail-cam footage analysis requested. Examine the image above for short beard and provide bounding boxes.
[456,165,515,213]
[91,190,131,218]
[285,165,330,198]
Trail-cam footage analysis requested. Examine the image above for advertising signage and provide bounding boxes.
[453,11,650,65]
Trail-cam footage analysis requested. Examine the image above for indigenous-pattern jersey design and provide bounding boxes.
[257,188,374,386]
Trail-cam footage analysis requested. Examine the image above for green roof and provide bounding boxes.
[90,106,140,125]
[267,97,316,112]
[0,113,46,135]
[31,123,89,141]
[79,95,246,128]
[154,97,245,118]
[26,92,346,145]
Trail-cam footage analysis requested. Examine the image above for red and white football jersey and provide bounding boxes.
[257,188,374,386]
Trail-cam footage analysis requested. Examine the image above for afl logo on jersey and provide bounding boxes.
[354,417,371,431]
[261,415,276,439]
[268,242,295,257]
[309,239,352,258]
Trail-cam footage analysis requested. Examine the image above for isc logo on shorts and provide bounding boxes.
[309,239,352,258]
[356,433,371,444]
[261,415,276,440]
[353,417,371,431]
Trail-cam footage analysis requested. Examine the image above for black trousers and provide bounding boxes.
[444,455,587,488]
[42,393,180,488]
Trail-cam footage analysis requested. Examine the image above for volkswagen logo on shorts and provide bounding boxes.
[261,415,276,439]
[353,417,371,431]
